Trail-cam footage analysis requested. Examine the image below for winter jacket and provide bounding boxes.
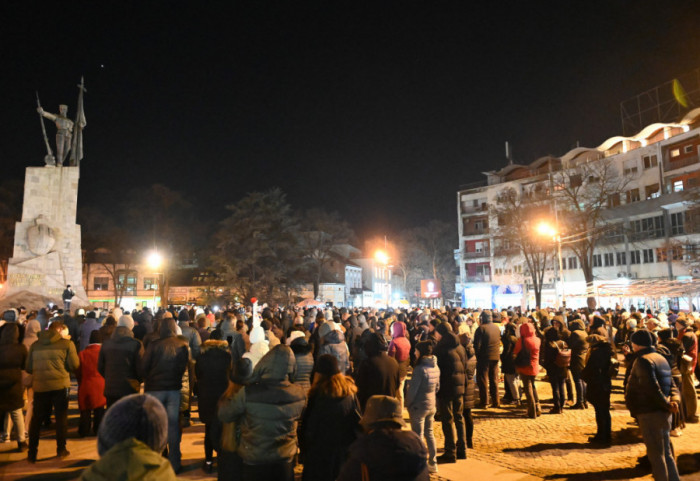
[218,345,306,465]
[0,324,28,411]
[219,318,246,362]
[678,328,698,371]
[290,337,314,396]
[356,334,400,411]
[542,328,568,378]
[581,335,613,406]
[406,355,440,413]
[246,325,270,368]
[79,317,101,352]
[625,345,679,418]
[79,438,177,481]
[337,428,429,481]
[299,389,360,481]
[142,319,189,392]
[513,323,540,377]
[98,326,144,400]
[178,320,202,360]
[319,329,351,375]
[25,329,79,393]
[462,336,478,410]
[77,344,106,410]
[195,339,231,425]
[388,321,411,379]
[500,324,518,375]
[473,315,501,362]
[434,325,467,399]
[568,320,589,374]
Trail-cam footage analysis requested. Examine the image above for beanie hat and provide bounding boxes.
[415,340,433,357]
[360,395,405,429]
[178,309,190,322]
[230,357,253,385]
[86,311,96,319]
[286,330,305,346]
[89,330,102,344]
[315,354,340,377]
[97,394,167,455]
[118,315,135,330]
[630,329,655,348]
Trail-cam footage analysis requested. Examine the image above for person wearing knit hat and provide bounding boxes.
[80,393,175,480]
[626,328,681,481]
[117,315,135,331]
[337,395,428,480]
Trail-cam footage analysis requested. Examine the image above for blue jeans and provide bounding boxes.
[637,411,680,481]
[550,374,565,411]
[148,390,182,471]
[409,407,437,465]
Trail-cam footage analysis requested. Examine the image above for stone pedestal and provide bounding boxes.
[0,166,88,309]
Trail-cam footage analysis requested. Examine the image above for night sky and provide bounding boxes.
[3,2,700,239]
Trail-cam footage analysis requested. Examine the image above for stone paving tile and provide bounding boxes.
[431,368,700,480]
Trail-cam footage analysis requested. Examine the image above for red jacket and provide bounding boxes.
[77,344,106,410]
[513,322,541,377]
[388,321,411,362]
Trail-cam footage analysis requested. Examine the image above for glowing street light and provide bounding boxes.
[146,251,165,309]
[534,220,565,308]
[374,249,391,308]
[375,249,389,265]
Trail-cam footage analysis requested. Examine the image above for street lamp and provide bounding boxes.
[374,249,391,308]
[535,221,565,308]
[146,251,164,309]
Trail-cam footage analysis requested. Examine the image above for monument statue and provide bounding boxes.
[35,77,87,167]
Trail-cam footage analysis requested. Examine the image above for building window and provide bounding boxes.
[94,277,109,291]
[116,271,138,294]
[143,277,157,290]
[673,180,684,192]
[645,184,660,199]
[616,252,626,266]
[623,160,638,175]
[684,145,694,154]
[592,254,602,267]
[671,148,681,158]
[671,212,685,236]
[569,174,582,187]
[643,155,658,169]
[604,253,614,267]
[630,250,641,264]
[568,257,577,270]
[608,193,621,207]
[642,248,654,263]
[626,188,640,203]
[631,215,665,240]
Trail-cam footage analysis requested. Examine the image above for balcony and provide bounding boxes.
[463,227,490,236]
[466,275,491,283]
[664,154,699,173]
[463,251,489,259]
[460,203,488,214]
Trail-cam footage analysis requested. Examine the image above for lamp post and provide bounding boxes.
[535,221,565,308]
[146,251,164,309]
[374,249,391,308]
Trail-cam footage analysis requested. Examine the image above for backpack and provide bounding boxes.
[554,341,571,368]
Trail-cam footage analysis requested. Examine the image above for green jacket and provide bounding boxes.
[25,330,79,393]
[80,437,176,481]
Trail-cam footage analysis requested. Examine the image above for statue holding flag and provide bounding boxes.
[36,77,87,166]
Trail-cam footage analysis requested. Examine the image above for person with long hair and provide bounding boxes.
[299,354,361,481]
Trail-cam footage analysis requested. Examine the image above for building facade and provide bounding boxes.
[457,110,700,310]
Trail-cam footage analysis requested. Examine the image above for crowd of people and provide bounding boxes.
[0,302,697,481]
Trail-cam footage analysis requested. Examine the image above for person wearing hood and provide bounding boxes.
[299,354,361,481]
[25,320,80,462]
[98,315,144,408]
[473,310,502,408]
[79,393,176,481]
[500,322,521,405]
[288,332,314,396]
[434,322,467,463]
[246,324,270,368]
[99,315,118,342]
[142,317,189,473]
[195,330,232,473]
[568,319,589,409]
[625,329,681,481]
[355,332,400,412]
[0,323,28,451]
[178,309,202,359]
[543,327,568,414]
[388,320,411,407]
[77,331,106,437]
[318,321,351,375]
[21,319,41,437]
[337,395,429,481]
[218,344,306,481]
[406,341,440,474]
[581,334,614,444]
[513,320,542,418]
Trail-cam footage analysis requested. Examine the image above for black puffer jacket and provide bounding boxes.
[473,312,501,362]
[98,326,144,400]
[568,320,589,373]
[581,335,613,405]
[218,345,306,465]
[500,324,518,375]
[142,319,189,392]
[195,339,231,425]
[625,345,678,418]
[0,324,28,411]
[356,333,400,411]
[337,428,429,481]
[463,337,477,410]
[434,323,466,399]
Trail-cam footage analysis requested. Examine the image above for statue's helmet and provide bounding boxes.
[59,104,68,114]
